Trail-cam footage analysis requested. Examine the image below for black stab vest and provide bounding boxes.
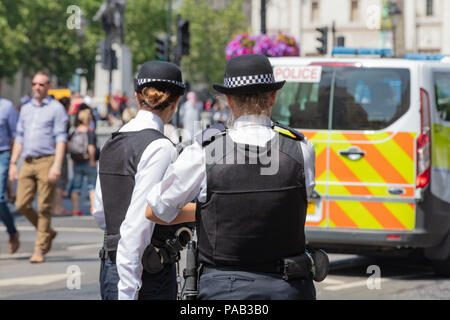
[197,132,308,269]
[99,128,185,252]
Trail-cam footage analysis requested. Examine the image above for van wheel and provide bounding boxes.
[431,257,450,277]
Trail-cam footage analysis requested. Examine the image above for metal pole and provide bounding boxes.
[108,43,113,108]
[167,0,172,61]
[175,14,181,66]
[332,21,336,49]
[261,0,266,34]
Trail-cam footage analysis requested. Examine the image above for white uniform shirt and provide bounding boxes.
[92,110,177,300]
[147,115,316,224]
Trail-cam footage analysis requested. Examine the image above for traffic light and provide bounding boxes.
[178,19,190,56]
[97,41,118,70]
[156,36,167,61]
[109,48,118,70]
[316,27,328,55]
[98,41,107,68]
[337,36,345,47]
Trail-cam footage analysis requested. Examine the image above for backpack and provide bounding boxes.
[67,129,89,161]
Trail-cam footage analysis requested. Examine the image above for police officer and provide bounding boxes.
[93,61,192,300]
[145,54,317,300]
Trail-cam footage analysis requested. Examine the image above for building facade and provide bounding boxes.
[250,0,450,56]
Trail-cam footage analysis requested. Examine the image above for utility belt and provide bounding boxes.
[181,244,329,300]
[279,249,329,282]
[202,249,329,282]
[99,226,194,269]
[141,227,193,274]
[99,248,116,263]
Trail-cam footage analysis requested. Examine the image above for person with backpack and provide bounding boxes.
[68,108,97,216]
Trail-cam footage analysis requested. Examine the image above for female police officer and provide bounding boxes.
[93,61,194,300]
[145,54,317,300]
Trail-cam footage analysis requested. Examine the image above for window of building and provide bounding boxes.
[426,0,434,16]
[350,0,359,21]
[312,0,319,22]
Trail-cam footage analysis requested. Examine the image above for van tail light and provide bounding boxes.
[416,89,432,188]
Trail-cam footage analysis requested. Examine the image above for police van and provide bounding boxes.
[269,51,450,276]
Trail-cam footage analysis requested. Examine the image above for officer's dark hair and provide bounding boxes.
[137,87,181,111]
[228,91,275,118]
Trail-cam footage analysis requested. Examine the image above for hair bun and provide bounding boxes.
[137,87,179,111]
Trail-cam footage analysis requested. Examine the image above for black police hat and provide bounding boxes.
[134,61,186,96]
[213,54,285,95]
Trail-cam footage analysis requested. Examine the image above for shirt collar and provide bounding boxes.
[31,96,51,107]
[232,114,272,129]
[134,109,164,132]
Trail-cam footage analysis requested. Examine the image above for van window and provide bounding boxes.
[332,68,410,130]
[271,68,332,129]
[434,72,450,121]
[272,67,411,131]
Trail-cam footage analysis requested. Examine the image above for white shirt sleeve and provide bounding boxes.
[92,175,106,230]
[116,139,177,300]
[300,137,316,199]
[147,141,206,223]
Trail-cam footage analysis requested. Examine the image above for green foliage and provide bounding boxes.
[178,0,249,87]
[0,0,249,90]
[0,0,103,84]
[125,0,168,70]
[0,1,27,80]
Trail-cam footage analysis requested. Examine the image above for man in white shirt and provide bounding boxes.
[145,54,317,300]
[93,61,192,300]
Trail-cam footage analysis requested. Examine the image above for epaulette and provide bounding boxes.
[196,123,227,147]
[272,122,304,141]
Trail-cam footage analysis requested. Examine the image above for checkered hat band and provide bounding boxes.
[223,74,275,88]
[137,78,185,88]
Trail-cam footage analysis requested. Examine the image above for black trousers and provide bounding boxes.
[99,257,177,300]
[197,268,316,300]
[138,263,177,300]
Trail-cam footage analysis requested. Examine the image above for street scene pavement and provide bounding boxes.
[1,0,450,304]
[1,205,448,300]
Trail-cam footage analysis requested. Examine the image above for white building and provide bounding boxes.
[250,0,450,56]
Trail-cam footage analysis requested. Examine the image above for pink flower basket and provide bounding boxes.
[226,32,300,60]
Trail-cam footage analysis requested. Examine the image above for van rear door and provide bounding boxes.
[272,63,417,232]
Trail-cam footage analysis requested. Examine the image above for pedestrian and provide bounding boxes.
[93,61,192,300]
[68,92,83,116]
[76,103,97,131]
[68,109,97,216]
[212,99,231,125]
[9,70,69,263]
[52,97,71,216]
[180,91,202,140]
[145,54,317,300]
[0,97,20,254]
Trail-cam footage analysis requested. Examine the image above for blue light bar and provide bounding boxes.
[404,54,447,61]
[332,47,356,55]
[332,47,393,57]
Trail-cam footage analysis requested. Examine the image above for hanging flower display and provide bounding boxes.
[226,32,300,60]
